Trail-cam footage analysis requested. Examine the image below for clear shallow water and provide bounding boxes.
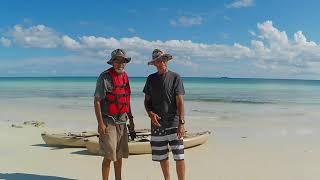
[0,77,319,129]
[1,77,320,104]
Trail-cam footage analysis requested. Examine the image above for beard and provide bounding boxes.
[114,68,125,74]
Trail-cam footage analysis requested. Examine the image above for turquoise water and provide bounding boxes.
[1,77,320,105]
[1,76,320,129]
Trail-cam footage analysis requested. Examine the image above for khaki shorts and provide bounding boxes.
[99,123,129,161]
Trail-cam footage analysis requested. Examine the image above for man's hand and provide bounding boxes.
[128,119,135,132]
[177,124,185,139]
[98,122,107,135]
[148,111,161,127]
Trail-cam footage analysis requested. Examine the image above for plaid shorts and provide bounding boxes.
[150,126,184,161]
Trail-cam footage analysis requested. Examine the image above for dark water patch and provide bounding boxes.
[191,109,217,114]
[187,98,276,104]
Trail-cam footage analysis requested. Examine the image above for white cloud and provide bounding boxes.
[249,21,320,77]
[251,40,269,54]
[9,24,61,48]
[58,21,320,77]
[0,37,11,47]
[170,16,203,27]
[0,55,104,76]
[294,31,316,46]
[61,35,252,65]
[80,36,121,49]
[257,21,289,49]
[3,21,320,78]
[62,35,82,49]
[175,57,200,72]
[226,0,254,8]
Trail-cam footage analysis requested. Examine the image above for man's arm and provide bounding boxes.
[94,97,107,134]
[144,94,161,126]
[144,94,152,113]
[176,95,185,139]
[176,95,185,122]
[127,105,135,131]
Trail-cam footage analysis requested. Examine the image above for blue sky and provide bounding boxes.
[1,0,320,79]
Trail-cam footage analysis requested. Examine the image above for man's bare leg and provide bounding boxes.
[176,160,185,180]
[160,159,170,180]
[102,157,111,180]
[114,159,122,180]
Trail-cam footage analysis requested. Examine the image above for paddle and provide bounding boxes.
[68,132,99,138]
[66,128,152,139]
[70,134,99,138]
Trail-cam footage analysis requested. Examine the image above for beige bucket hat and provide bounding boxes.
[107,49,131,65]
[147,49,173,65]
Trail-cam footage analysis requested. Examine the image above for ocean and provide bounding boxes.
[1,77,320,130]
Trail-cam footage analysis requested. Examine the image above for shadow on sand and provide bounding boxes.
[70,149,95,156]
[32,144,94,155]
[31,144,73,150]
[0,173,76,180]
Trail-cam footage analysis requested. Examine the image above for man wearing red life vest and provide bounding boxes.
[94,49,135,180]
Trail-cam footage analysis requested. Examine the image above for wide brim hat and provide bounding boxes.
[147,49,173,65]
[107,49,131,65]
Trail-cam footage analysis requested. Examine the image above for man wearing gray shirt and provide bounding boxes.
[94,49,135,180]
[143,49,186,180]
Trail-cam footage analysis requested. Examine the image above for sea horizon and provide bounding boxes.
[1,76,320,82]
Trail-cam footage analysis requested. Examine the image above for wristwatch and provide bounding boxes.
[179,119,185,125]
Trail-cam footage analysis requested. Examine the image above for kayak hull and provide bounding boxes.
[85,131,210,155]
[41,132,98,147]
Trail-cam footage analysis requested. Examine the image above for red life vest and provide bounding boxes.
[105,68,131,116]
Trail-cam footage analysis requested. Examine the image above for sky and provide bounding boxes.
[1,0,320,79]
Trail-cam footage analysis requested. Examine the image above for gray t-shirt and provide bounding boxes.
[143,70,185,128]
[94,70,128,124]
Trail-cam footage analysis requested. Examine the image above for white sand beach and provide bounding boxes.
[1,112,320,180]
